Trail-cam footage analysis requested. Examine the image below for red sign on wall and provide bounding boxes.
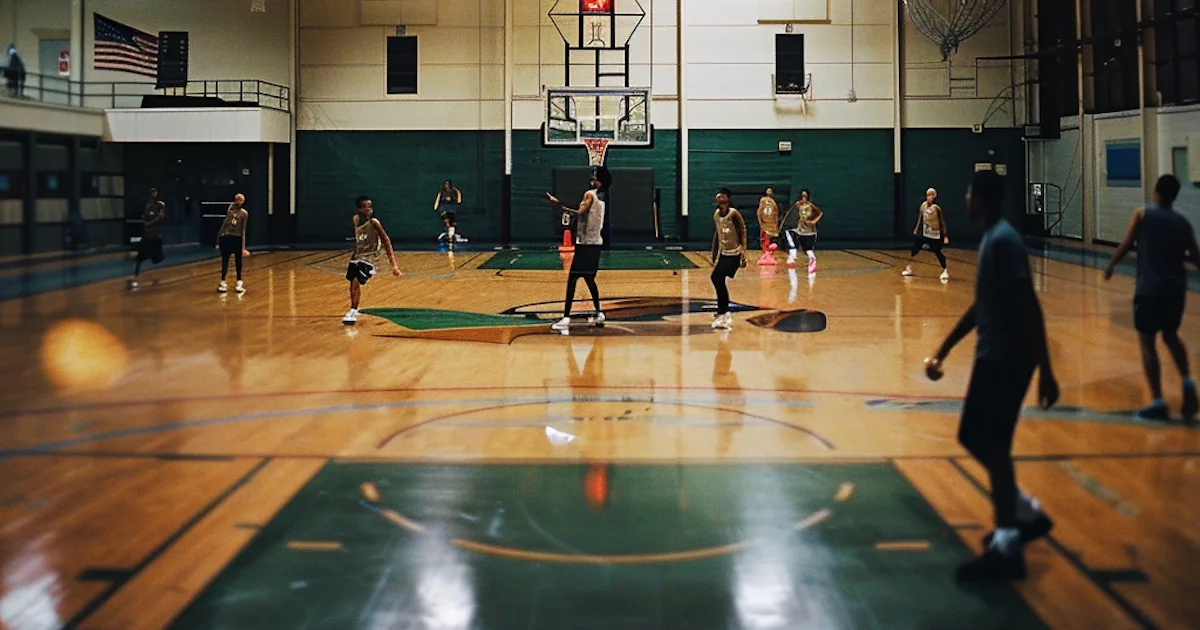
[581,0,612,13]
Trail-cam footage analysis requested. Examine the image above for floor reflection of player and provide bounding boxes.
[215,314,245,391]
[711,335,743,456]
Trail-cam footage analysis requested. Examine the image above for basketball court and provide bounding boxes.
[0,244,1195,629]
[2,0,1199,628]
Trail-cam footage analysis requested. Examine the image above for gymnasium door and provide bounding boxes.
[36,40,69,105]
[552,167,655,245]
[198,167,239,247]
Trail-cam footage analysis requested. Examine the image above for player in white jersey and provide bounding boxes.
[547,167,611,331]
[903,188,950,281]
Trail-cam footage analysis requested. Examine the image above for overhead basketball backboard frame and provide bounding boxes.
[549,0,647,87]
[543,86,653,154]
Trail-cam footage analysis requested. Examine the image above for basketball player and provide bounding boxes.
[925,170,1057,582]
[215,194,249,294]
[711,187,748,330]
[785,189,822,276]
[433,179,462,248]
[130,188,165,289]
[343,196,401,325]
[1102,174,1200,423]
[903,187,950,281]
[548,167,610,331]
[756,188,781,265]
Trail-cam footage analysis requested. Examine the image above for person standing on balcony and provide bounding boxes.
[4,44,25,98]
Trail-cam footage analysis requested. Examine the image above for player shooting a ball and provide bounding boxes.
[546,166,611,332]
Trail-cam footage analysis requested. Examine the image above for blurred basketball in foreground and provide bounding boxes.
[40,319,130,392]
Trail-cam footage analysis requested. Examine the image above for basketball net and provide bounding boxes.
[584,138,609,167]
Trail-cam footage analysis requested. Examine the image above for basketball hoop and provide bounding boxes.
[584,138,609,166]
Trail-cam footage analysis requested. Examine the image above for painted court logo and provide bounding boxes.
[362,297,827,344]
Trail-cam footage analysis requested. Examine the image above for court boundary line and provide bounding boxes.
[62,458,272,630]
[946,457,1158,630]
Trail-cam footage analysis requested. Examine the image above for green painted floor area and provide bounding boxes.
[360,308,544,330]
[479,250,698,270]
[171,463,1046,630]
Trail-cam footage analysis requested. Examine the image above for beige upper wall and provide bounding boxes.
[83,0,289,86]
[0,0,71,77]
[297,0,1024,131]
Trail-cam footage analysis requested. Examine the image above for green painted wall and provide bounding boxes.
[900,128,1027,242]
[296,131,504,243]
[295,128,1024,245]
[509,130,680,243]
[687,129,895,241]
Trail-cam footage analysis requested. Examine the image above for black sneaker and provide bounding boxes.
[1135,403,1170,422]
[1183,381,1198,426]
[955,547,1026,582]
[982,513,1054,547]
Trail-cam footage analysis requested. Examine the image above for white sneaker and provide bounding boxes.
[902,265,914,277]
[940,269,949,282]
[236,280,246,294]
[128,280,139,290]
[712,313,732,330]
[343,309,358,325]
[591,312,605,326]
[218,281,228,293]
[551,317,571,331]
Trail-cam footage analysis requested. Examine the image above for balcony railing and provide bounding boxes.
[3,73,290,112]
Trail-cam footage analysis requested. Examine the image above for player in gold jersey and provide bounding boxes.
[711,187,748,330]
[343,196,402,325]
[756,188,781,266]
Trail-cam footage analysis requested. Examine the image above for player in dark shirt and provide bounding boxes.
[925,169,1059,582]
[1103,174,1200,423]
[130,188,166,290]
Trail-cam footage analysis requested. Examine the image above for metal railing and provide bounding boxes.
[3,72,289,112]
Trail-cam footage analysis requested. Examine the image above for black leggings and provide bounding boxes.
[958,357,1036,528]
[564,274,600,317]
[219,235,244,280]
[911,235,947,269]
[711,255,741,314]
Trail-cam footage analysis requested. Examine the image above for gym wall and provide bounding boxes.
[83,0,290,85]
[294,0,1026,245]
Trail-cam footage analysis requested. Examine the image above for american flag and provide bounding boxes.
[93,13,158,78]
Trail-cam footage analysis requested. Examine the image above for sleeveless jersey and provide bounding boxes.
[921,203,942,239]
[218,205,248,238]
[796,202,818,236]
[714,208,745,256]
[353,217,382,261]
[143,201,163,239]
[439,189,459,206]
[577,190,606,245]
[758,198,780,236]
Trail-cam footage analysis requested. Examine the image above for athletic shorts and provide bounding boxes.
[346,259,376,285]
[958,356,1036,455]
[137,236,165,263]
[796,233,817,252]
[570,244,602,276]
[914,236,943,251]
[713,253,742,279]
[1134,295,1185,334]
[218,235,242,256]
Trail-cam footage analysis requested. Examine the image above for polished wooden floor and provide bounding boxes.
[1,247,1197,629]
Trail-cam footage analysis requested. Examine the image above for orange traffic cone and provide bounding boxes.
[559,228,575,253]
